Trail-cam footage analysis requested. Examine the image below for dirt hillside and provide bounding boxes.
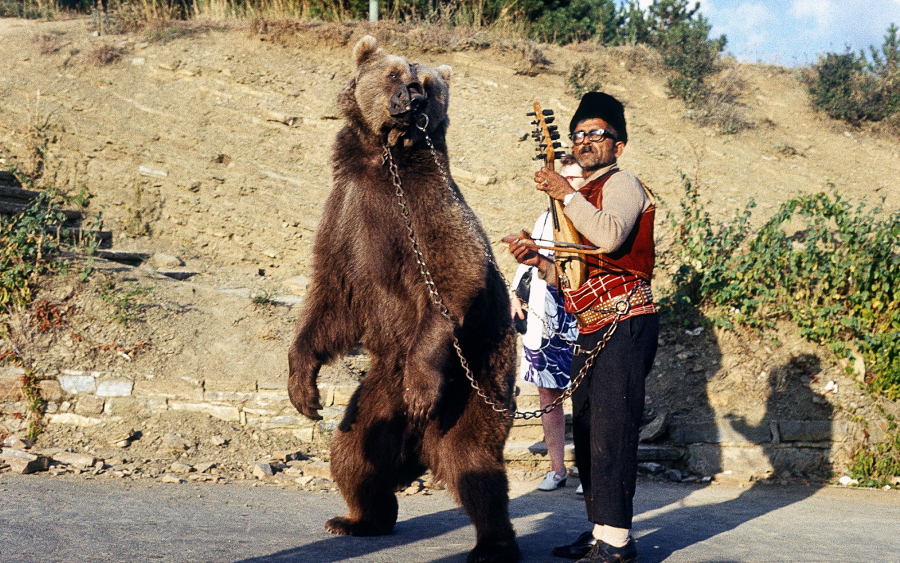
[1,17,899,481]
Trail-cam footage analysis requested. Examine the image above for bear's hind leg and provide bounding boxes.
[429,426,520,563]
[327,380,418,537]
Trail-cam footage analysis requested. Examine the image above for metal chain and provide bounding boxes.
[384,141,623,420]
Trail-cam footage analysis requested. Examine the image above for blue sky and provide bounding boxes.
[643,0,900,66]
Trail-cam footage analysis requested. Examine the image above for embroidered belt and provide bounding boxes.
[572,281,654,329]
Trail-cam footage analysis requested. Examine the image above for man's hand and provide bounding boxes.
[504,230,543,268]
[534,167,576,201]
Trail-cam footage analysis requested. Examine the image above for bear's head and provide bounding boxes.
[339,35,451,148]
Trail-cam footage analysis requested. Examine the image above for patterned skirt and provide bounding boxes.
[522,284,578,389]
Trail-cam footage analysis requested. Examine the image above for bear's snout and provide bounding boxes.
[389,81,428,120]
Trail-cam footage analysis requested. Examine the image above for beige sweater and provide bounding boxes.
[563,162,652,254]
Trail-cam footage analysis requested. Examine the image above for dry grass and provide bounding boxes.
[86,44,122,66]
[687,64,755,134]
[32,33,65,55]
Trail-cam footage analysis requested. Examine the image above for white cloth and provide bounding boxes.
[511,212,554,350]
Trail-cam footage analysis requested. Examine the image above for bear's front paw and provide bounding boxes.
[288,377,323,421]
[404,385,439,427]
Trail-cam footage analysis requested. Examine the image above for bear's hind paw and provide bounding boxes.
[467,539,521,563]
[325,516,394,537]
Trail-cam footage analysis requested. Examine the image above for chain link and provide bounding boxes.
[384,140,625,420]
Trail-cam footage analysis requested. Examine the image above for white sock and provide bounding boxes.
[591,525,631,548]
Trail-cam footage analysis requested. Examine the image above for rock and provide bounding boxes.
[209,435,227,447]
[402,480,424,495]
[1,449,49,474]
[271,449,305,462]
[73,394,105,415]
[1,436,33,450]
[37,380,63,402]
[664,469,682,482]
[195,462,216,473]
[300,461,331,479]
[160,475,183,484]
[638,462,663,474]
[52,452,97,469]
[108,429,138,448]
[251,462,274,479]
[150,253,184,269]
[839,475,859,486]
[296,475,315,486]
[639,412,669,442]
[169,461,194,474]
[160,433,191,453]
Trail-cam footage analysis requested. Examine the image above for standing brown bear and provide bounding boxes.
[287,35,520,563]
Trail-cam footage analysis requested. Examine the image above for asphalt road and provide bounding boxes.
[1,474,897,563]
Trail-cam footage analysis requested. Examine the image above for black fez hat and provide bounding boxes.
[569,92,627,145]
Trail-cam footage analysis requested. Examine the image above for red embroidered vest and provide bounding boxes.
[577,171,655,282]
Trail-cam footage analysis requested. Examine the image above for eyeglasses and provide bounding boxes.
[569,128,616,145]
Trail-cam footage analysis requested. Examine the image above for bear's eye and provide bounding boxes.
[388,71,400,81]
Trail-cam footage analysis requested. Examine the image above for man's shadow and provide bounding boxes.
[633,326,832,563]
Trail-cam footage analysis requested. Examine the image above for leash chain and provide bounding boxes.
[383,141,626,420]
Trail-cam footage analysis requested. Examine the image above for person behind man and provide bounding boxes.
[507,92,658,563]
[509,155,582,493]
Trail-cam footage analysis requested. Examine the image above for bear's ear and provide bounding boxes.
[435,65,452,84]
[353,35,382,68]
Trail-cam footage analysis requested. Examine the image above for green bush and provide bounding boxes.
[0,187,65,313]
[807,24,900,123]
[665,176,900,400]
[658,16,726,105]
[529,0,621,45]
[848,426,900,487]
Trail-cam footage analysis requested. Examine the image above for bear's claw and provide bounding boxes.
[467,539,521,563]
[325,516,394,537]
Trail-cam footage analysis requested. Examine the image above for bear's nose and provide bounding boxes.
[389,81,428,117]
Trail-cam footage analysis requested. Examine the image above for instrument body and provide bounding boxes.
[531,102,587,290]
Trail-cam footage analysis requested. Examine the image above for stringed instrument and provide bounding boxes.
[528,102,587,290]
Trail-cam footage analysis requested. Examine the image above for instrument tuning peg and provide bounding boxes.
[542,109,553,115]
[549,132,560,140]
[526,111,536,116]
[544,116,555,124]
[548,124,558,131]
[534,154,547,161]
[552,142,562,149]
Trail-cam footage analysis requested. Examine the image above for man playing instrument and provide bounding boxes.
[507,92,658,563]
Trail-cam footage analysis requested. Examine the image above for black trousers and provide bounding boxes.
[571,313,659,530]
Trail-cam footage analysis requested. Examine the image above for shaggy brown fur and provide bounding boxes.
[287,36,520,563]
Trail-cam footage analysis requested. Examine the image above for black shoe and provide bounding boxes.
[575,537,637,563]
[551,530,598,559]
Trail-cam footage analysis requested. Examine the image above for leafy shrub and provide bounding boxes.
[529,0,621,45]
[665,176,900,400]
[848,426,900,487]
[658,16,726,105]
[0,184,66,313]
[807,24,900,123]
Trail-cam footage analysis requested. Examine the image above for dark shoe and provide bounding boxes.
[575,537,637,563]
[552,530,598,559]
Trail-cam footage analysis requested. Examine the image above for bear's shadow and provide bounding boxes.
[231,475,815,563]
